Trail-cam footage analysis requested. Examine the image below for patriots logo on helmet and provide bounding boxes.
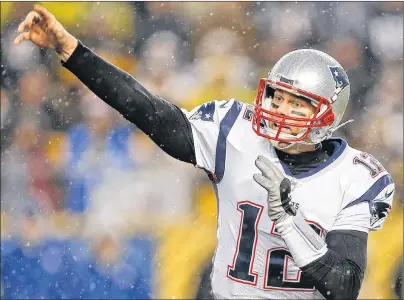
[329,66,349,90]
[369,200,391,227]
[328,66,349,102]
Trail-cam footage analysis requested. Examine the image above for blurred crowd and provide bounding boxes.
[1,2,403,299]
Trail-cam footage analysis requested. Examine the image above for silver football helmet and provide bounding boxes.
[252,49,350,148]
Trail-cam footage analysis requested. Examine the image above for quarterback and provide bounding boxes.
[15,6,395,300]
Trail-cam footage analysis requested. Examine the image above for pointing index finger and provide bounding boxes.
[33,4,54,20]
[18,11,42,32]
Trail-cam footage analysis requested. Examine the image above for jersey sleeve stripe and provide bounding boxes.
[215,101,243,183]
[343,174,394,210]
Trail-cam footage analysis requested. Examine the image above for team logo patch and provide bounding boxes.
[189,102,215,122]
[243,106,266,128]
[369,200,392,227]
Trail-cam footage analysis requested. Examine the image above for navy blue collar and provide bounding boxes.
[278,138,347,179]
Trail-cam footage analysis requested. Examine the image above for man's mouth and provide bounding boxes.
[272,122,291,132]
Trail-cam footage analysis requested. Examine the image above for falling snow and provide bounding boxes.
[0,1,403,299]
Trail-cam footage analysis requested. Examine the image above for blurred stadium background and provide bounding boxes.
[0,1,402,299]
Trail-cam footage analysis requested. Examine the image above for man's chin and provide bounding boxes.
[269,139,292,150]
[278,142,292,149]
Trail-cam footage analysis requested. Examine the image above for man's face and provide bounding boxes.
[268,89,317,136]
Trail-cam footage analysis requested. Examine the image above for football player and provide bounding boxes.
[15,6,395,299]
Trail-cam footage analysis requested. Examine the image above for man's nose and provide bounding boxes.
[275,102,288,116]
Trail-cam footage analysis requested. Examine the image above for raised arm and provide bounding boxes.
[14,5,196,164]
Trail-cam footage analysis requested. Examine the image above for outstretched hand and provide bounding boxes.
[14,4,78,61]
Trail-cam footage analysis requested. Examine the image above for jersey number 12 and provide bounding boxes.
[227,201,321,291]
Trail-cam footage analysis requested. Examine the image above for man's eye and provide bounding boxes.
[292,102,301,108]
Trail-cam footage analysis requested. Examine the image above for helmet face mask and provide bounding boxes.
[252,49,350,147]
[252,78,335,143]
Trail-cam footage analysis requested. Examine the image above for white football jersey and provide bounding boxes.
[183,99,394,299]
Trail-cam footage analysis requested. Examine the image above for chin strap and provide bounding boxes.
[270,140,297,150]
[328,119,354,134]
[271,119,354,151]
[312,118,354,142]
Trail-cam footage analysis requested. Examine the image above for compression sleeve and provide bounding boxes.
[301,230,368,300]
[61,41,196,164]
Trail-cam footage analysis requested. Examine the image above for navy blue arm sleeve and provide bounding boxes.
[61,41,196,165]
[301,230,368,300]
